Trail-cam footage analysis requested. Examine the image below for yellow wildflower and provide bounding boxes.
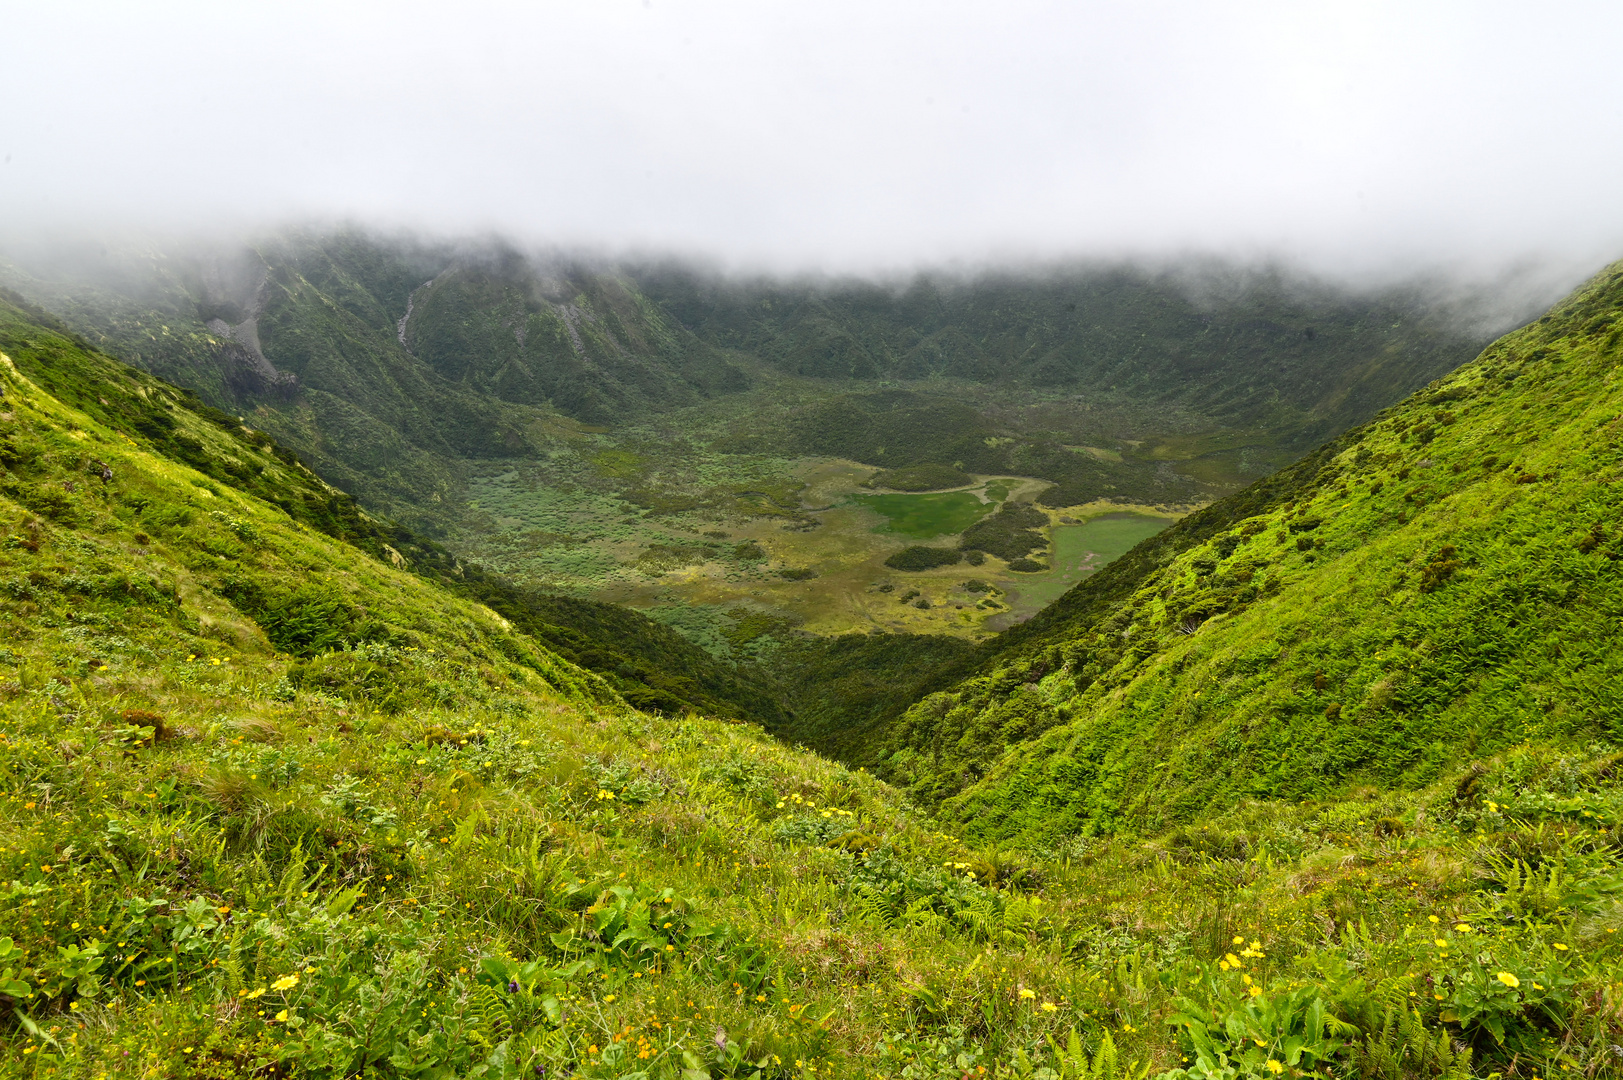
[1495,972,1520,989]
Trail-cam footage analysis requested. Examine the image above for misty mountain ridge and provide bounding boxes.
[0,229,1518,519]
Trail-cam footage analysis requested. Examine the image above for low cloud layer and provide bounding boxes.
[5,1,1623,281]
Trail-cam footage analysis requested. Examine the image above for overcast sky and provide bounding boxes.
[5,1,1623,280]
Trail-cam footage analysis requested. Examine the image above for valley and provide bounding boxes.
[8,5,1623,1075]
[457,443,1178,645]
[1,262,1621,1078]
[0,231,1493,664]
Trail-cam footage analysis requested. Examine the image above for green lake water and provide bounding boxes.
[851,491,994,538]
[1004,512,1172,618]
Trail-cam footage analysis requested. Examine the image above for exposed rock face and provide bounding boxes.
[199,257,298,400]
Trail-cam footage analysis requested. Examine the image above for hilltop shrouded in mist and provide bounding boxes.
[5,1,1623,282]
[10,5,1623,1076]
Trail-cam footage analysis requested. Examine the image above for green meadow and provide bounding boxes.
[850,491,998,539]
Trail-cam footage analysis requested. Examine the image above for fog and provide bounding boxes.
[5,1,1623,290]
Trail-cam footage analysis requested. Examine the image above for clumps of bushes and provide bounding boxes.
[778,567,816,580]
[1008,558,1046,573]
[961,579,993,594]
[218,577,383,656]
[867,464,973,491]
[959,502,1048,561]
[698,753,776,803]
[1418,545,1460,592]
[636,543,713,573]
[286,645,462,713]
[1372,816,1405,838]
[113,708,172,745]
[1161,825,1252,863]
[732,541,766,562]
[885,546,963,571]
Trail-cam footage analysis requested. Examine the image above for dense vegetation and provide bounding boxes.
[884,546,965,572]
[867,264,1623,846]
[959,503,1051,563]
[867,464,975,492]
[0,293,783,726]
[2,267,1623,1079]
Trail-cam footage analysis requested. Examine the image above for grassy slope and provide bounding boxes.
[874,264,1623,843]
[0,293,786,727]
[1,305,1623,1078]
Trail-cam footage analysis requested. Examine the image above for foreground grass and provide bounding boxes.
[5,663,1623,1079]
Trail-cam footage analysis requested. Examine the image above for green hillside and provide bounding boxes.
[870,263,1623,843]
[0,292,786,726]
[2,275,1623,1078]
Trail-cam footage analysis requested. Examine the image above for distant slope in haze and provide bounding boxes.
[635,260,1494,451]
[1,233,749,535]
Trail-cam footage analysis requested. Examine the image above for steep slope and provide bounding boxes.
[0,292,787,725]
[874,263,1623,841]
[0,329,616,714]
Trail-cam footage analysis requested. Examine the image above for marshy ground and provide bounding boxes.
[456,447,1184,651]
